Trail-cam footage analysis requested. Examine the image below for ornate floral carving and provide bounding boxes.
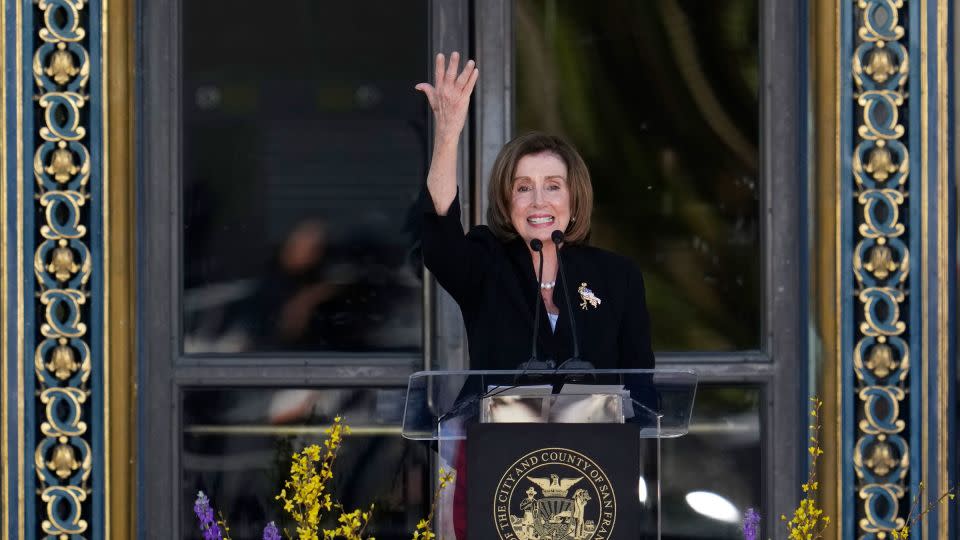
[46,338,80,381]
[864,44,897,83]
[31,0,94,536]
[851,0,911,536]
[865,439,898,476]
[46,142,80,184]
[47,240,80,282]
[864,242,898,280]
[45,43,80,86]
[865,339,898,379]
[48,442,81,480]
[864,141,898,181]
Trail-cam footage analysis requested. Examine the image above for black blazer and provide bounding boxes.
[420,191,655,370]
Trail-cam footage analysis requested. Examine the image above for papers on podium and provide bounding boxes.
[480,384,628,424]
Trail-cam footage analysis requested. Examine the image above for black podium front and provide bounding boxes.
[402,369,698,540]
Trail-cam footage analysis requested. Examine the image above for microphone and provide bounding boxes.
[440,239,551,421]
[550,230,589,373]
[528,239,545,365]
[516,238,552,374]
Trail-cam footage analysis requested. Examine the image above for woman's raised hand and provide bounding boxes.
[415,52,479,146]
[417,52,478,215]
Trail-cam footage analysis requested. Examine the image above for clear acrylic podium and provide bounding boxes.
[402,369,697,539]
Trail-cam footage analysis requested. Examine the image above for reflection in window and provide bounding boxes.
[661,386,762,538]
[182,1,428,354]
[182,388,429,539]
[516,0,760,351]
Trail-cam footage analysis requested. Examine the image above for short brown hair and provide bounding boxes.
[486,132,593,243]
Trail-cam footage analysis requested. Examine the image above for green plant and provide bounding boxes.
[891,482,958,540]
[780,397,831,539]
[193,417,455,540]
[411,468,455,540]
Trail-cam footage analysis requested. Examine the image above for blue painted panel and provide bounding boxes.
[87,0,105,537]
[905,0,923,536]
[21,0,37,532]
[839,0,855,533]
[947,11,957,540]
[3,1,22,536]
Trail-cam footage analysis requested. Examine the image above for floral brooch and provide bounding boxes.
[578,282,601,310]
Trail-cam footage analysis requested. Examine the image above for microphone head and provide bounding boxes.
[551,230,564,245]
[530,238,543,251]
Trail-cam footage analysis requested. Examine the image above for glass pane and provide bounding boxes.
[661,385,762,538]
[182,387,429,539]
[515,0,760,351]
[182,1,428,354]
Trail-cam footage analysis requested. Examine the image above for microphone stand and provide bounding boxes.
[515,239,551,383]
[550,230,594,386]
[439,239,557,427]
[528,238,545,366]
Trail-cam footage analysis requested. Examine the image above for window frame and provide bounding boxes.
[139,0,803,535]
[138,0,470,535]
[474,0,804,527]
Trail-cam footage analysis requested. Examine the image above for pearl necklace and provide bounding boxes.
[540,281,557,290]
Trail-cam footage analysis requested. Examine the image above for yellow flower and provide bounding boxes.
[411,470,457,540]
[891,481,960,539]
[783,399,830,539]
[274,416,372,539]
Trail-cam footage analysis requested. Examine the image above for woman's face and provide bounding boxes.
[509,151,571,246]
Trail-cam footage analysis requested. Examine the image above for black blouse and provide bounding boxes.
[420,191,655,370]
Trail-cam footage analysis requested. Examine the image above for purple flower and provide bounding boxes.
[202,524,223,540]
[743,507,760,540]
[263,521,281,540]
[194,491,223,540]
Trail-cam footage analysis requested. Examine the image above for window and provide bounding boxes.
[181,388,427,538]
[484,1,800,533]
[141,1,443,536]
[515,0,760,352]
[143,2,801,537]
[181,0,429,355]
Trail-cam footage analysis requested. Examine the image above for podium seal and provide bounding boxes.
[492,447,617,540]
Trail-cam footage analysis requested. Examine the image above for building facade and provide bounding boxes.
[1,0,956,538]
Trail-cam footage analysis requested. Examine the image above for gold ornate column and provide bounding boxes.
[2,0,136,537]
[811,0,843,534]
[813,1,954,538]
[105,0,137,536]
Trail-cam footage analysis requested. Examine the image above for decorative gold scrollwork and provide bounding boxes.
[45,43,80,86]
[31,0,93,536]
[48,240,80,282]
[46,142,80,183]
[864,242,898,280]
[865,339,898,378]
[852,0,911,536]
[864,44,897,84]
[48,441,82,480]
[865,439,898,476]
[864,141,898,181]
[46,338,81,381]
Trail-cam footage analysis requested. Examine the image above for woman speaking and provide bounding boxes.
[415,52,654,371]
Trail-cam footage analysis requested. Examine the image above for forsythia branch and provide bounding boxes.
[780,397,831,540]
